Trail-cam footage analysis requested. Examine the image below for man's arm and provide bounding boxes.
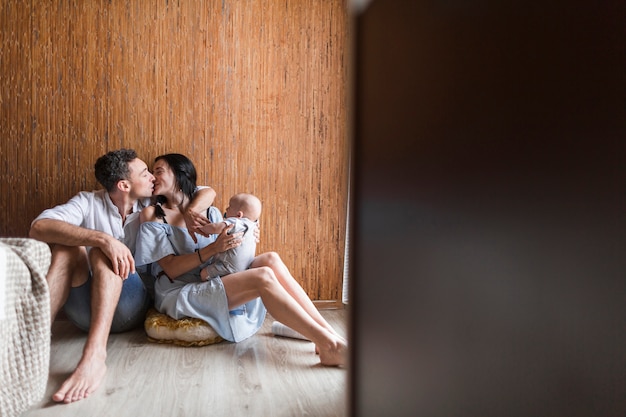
[184,186,217,242]
[29,218,134,277]
[31,218,106,247]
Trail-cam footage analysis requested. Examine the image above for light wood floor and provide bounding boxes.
[23,309,348,417]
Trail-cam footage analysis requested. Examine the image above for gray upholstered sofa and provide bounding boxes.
[0,238,51,417]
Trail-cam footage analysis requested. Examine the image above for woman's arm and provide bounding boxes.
[157,224,241,279]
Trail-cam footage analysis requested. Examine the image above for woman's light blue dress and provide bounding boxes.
[134,218,266,343]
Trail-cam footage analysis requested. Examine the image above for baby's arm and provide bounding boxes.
[198,220,228,236]
[200,265,210,281]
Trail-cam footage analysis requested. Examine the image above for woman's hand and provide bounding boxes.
[215,224,243,253]
[254,222,261,243]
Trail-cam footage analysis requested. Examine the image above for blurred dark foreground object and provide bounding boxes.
[350,1,625,416]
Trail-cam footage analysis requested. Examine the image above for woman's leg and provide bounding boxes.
[221,267,347,366]
[250,252,345,340]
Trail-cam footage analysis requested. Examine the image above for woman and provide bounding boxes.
[134,153,346,366]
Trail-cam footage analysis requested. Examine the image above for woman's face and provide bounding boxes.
[152,159,177,196]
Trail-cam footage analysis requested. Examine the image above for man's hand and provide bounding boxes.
[30,219,135,279]
[101,237,135,279]
[184,187,217,242]
[184,208,211,243]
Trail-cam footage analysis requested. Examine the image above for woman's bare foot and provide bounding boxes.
[53,356,107,403]
[318,336,348,367]
[316,331,346,355]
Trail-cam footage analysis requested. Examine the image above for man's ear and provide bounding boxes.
[117,179,131,193]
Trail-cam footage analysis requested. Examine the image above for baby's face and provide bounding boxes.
[223,204,239,218]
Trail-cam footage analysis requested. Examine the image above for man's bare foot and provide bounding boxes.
[52,357,107,403]
[318,336,348,367]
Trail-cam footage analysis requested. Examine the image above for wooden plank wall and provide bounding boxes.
[0,1,349,303]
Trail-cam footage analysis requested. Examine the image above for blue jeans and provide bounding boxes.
[64,272,150,333]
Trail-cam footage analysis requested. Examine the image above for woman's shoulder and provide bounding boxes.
[138,219,174,239]
[139,205,158,223]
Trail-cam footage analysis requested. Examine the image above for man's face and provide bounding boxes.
[127,158,155,199]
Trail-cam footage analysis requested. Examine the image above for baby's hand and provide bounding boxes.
[200,267,209,281]
[200,221,227,236]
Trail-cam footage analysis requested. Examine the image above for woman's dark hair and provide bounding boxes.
[153,153,197,220]
[94,149,138,192]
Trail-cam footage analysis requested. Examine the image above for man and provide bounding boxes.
[29,149,215,404]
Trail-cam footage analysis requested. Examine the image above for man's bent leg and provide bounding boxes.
[46,245,89,322]
[52,248,122,404]
[64,272,149,333]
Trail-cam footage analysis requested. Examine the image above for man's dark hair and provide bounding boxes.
[94,149,138,192]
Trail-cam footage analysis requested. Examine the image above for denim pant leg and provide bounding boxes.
[64,272,150,333]
[63,275,92,332]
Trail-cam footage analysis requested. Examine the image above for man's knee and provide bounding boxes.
[88,247,105,262]
[88,247,116,274]
[48,245,89,286]
[50,244,83,261]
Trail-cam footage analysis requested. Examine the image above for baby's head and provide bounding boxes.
[225,193,262,221]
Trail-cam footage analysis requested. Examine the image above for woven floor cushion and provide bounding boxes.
[144,308,223,347]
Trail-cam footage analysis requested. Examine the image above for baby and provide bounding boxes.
[199,193,261,281]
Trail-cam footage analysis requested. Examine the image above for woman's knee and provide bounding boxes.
[254,266,279,288]
[255,251,282,267]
